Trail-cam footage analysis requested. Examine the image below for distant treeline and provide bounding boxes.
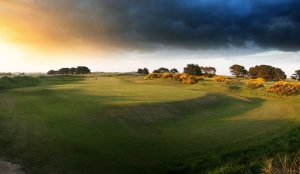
[0,72,26,76]
[47,66,91,75]
[0,72,13,76]
[138,64,300,81]
[137,66,216,77]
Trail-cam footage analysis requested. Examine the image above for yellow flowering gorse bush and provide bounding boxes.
[267,81,300,96]
[161,73,173,78]
[245,78,265,89]
[144,73,159,79]
[145,73,203,84]
[212,76,229,82]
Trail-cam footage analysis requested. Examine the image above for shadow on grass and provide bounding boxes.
[103,93,265,124]
[228,84,242,91]
[167,126,300,174]
[38,75,86,86]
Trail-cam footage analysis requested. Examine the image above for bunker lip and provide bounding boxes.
[0,160,26,174]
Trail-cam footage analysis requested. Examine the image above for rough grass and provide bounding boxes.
[0,75,299,174]
[0,76,40,90]
[262,152,300,174]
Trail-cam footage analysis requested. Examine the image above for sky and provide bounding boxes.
[0,0,300,75]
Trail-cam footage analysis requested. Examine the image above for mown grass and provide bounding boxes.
[0,75,299,174]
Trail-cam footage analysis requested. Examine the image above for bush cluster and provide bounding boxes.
[181,76,198,84]
[267,81,300,96]
[245,78,265,89]
[145,73,203,84]
[212,76,229,82]
[144,73,161,79]
[161,73,173,78]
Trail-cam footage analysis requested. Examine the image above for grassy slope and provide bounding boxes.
[0,75,298,174]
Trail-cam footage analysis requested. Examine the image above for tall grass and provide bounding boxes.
[262,153,300,174]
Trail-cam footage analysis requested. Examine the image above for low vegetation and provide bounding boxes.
[262,152,300,174]
[212,76,229,82]
[145,73,203,84]
[169,126,300,174]
[245,78,265,89]
[0,76,40,90]
[267,81,300,96]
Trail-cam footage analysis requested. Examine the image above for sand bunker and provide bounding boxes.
[0,160,26,174]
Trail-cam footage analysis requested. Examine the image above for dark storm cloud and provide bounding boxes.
[15,0,300,51]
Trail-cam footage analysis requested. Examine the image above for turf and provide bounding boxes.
[0,75,299,174]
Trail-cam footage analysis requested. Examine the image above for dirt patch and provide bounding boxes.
[0,160,26,174]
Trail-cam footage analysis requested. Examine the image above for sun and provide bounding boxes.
[0,41,26,60]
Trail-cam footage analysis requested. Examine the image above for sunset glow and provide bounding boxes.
[0,0,299,75]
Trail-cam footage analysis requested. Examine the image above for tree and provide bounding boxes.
[137,68,143,74]
[248,65,286,81]
[229,64,247,78]
[170,68,179,73]
[183,64,202,75]
[292,70,300,80]
[137,68,149,74]
[157,67,169,73]
[142,68,149,75]
[70,67,76,74]
[47,70,57,75]
[58,68,71,74]
[273,68,286,81]
[201,67,216,75]
[47,66,91,75]
[75,66,91,74]
[296,70,300,76]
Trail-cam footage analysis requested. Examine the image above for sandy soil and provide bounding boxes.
[0,160,26,174]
